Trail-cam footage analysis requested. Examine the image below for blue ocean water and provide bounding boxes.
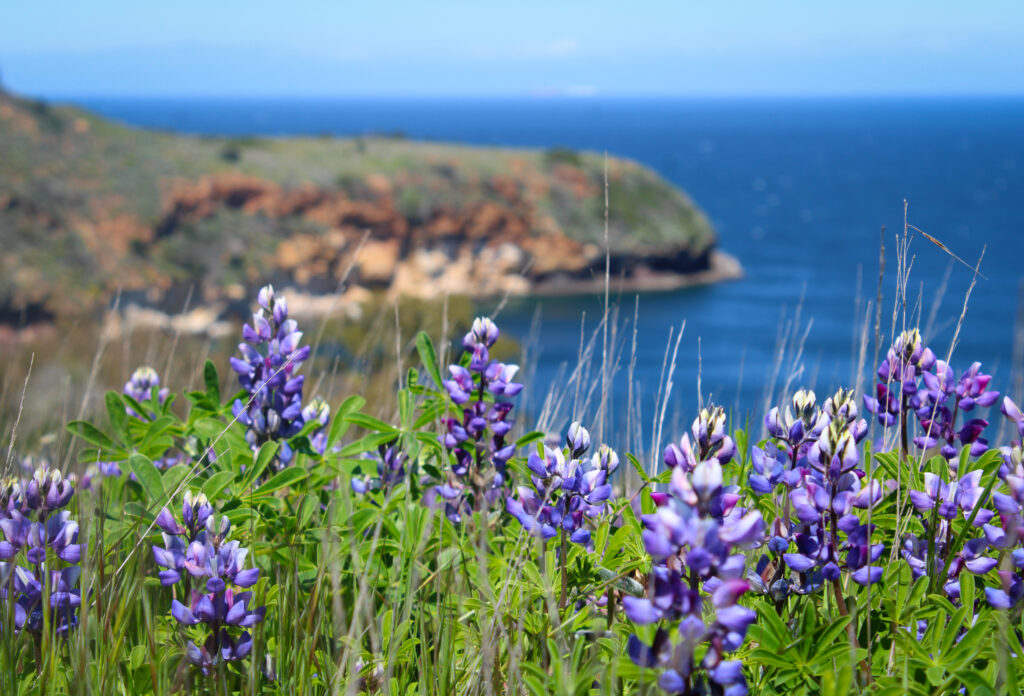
[77,96,1024,444]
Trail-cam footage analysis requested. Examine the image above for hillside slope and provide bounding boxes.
[0,89,735,327]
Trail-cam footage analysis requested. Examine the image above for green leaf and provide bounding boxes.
[944,613,991,669]
[812,615,852,658]
[297,494,318,529]
[203,359,221,406]
[515,431,545,448]
[953,670,996,696]
[626,453,651,483]
[66,420,116,451]
[128,453,164,501]
[749,648,796,669]
[161,465,189,496]
[241,441,280,491]
[757,603,792,647]
[345,412,398,434]
[129,644,147,672]
[326,395,365,447]
[202,471,235,501]
[415,331,443,390]
[253,466,309,498]
[105,391,128,443]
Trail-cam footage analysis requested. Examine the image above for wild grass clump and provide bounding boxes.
[2,270,1023,696]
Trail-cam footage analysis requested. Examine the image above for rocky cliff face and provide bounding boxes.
[0,89,736,331]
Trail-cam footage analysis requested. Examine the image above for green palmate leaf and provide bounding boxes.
[345,412,398,434]
[399,387,415,429]
[748,648,795,669]
[412,400,444,429]
[873,450,901,479]
[943,612,990,669]
[121,393,148,421]
[626,453,651,483]
[337,433,398,458]
[203,359,221,406]
[253,466,308,497]
[242,441,280,491]
[812,615,852,658]
[820,666,853,696]
[415,330,443,390]
[66,420,117,451]
[297,494,319,529]
[756,603,792,647]
[942,614,970,667]
[128,453,164,501]
[515,431,545,448]
[953,670,997,696]
[104,391,128,443]
[202,470,235,501]
[161,465,189,496]
[326,394,366,447]
[223,506,255,527]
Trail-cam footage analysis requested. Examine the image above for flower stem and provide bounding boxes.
[559,527,568,610]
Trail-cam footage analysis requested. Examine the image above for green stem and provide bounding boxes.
[559,527,568,610]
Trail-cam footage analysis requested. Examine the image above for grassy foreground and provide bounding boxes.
[2,272,1024,696]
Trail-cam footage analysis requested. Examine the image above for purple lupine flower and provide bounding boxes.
[301,398,331,455]
[955,362,1000,411]
[877,328,936,390]
[664,404,736,474]
[626,448,763,695]
[766,389,828,446]
[433,317,520,516]
[87,366,184,488]
[231,284,314,470]
[865,329,935,427]
[907,471,993,526]
[863,382,901,428]
[506,424,618,550]
[0,462,82,636]
[1003,397,1024,441]
[900,465,999,600]
[901,532,996,599]
[154,505,265,672]
[778,420,887,586]
[912,360,998,462]
[350,439,408,496]
[124,366,170,418]
[755,387,875,600]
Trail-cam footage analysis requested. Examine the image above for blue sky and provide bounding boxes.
[2,1,1023,98]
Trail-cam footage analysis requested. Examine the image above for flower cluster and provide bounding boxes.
[153,495,265,673]
[0,462,82,636]
[626,408,764,695]
[865,329,936,427]
[230,285,322,469]
[351,439,409,496]
[663,405,736,473]
[124,365,170,418]
[970,397,1024,610]
[301,398,332,456]
[84,366,183,490]
[434,317,521,521]
[751,388,886,602]
[865,331,999,466]
[913,361,998,462]
[506,422,617,548]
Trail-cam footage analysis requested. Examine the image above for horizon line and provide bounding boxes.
[15,89,1024,102]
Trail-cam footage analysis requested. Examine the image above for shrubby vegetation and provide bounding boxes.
[2,282,1023,695]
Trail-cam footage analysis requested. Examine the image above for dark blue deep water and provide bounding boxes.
[76,97,1024,445]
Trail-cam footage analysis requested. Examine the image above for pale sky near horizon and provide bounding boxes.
[2,1,1023,98]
